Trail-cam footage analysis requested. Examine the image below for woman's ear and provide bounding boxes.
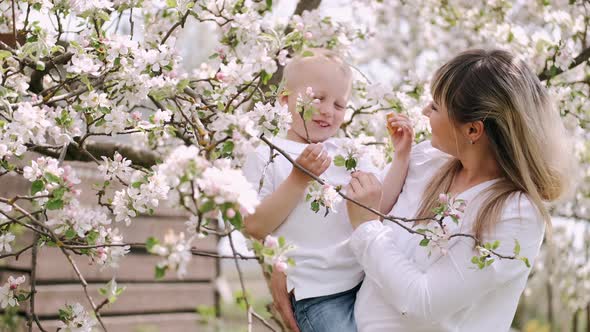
[465,120,485,143]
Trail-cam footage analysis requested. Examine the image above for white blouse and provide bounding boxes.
[351,141,545,332]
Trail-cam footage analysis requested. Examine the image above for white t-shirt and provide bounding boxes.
[242,136,380,300]
[351,140,545,331]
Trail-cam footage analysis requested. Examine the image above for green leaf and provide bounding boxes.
[228,213,243,230]
[521,257,531,268]
[0,50,12,60]
[344,158,357,171]
[155,265,167,279]
[261,71,273,85]
[31,180,45,195]
[46,198,64,210]
[513,239,521,256]
[252,241,263,253]
[146,237,159,252]
[53,187,66,199]
[131,181,143,189]
[44,172,61,183]
[419,238,430,247]
[302,50,314,57]
[199,200,216,213]
[65,228,77,240]
[471,256,479,265]
[303,106,314,121]
[278,236,286,248]
[333,155,345,167]
[492,240,500,250]
[80,74,92,91]
[222,141,234,154]
[310,200,320,213]
[96,9,111,22]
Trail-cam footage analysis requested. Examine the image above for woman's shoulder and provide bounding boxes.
[488,192,546,244]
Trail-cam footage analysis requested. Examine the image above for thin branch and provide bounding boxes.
[11,0,17,45]
[26,233,45,332]
[59,247,108,331]
[228,231,254,332]
[160,6,193,45]
[539,46,590,81]
[0,243,34,260]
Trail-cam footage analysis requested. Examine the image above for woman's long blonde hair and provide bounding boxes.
[416,49,572,241]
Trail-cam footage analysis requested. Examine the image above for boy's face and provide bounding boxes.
[282,61,351,143]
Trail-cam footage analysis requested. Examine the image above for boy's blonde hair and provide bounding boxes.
[282,48,353,91]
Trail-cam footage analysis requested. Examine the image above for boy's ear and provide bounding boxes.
[279,94,288,106]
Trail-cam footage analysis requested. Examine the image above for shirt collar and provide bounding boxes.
[271,136,341,154]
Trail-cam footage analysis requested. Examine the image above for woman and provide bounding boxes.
[346,49,572,331]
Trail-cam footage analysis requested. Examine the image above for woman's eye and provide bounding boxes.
[335,103,345,109]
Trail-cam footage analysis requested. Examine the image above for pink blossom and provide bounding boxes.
[264,235,279,249]
[274,261,288,273]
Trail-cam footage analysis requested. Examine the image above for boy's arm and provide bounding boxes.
[379,152,410,215]
[244,143,332,240]
[379,113,414,215]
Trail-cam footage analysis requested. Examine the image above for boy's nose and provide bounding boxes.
[318,104,332,115]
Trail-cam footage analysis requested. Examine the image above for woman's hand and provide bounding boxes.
[270,270,300,332]
[387,113,414,156]
[346,171,383,229]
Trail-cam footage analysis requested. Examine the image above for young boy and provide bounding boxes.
[242,48,413,332]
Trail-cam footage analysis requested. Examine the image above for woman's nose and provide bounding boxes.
[422,103,432,117]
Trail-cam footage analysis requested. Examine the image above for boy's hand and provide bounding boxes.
[290,143,331,184]
[270,270,301,332]
[346,171,383,229]
[387,113,414,156]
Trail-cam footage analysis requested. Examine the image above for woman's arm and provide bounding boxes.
[349,197,544,322]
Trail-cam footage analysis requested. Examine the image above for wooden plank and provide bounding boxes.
[7,215,217,252]
[29,282,215,316]
[1,245,217,282]
[17,312,274,332]
[0,158,193,218]
[31,313,209,332]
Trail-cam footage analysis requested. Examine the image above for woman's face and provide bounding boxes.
[422,100,463,156]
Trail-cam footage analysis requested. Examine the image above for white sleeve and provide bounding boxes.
[241,147,276,201]
[378,140,446,182]
[349,195,544,322]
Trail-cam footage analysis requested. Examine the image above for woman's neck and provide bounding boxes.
[451,148,503,194]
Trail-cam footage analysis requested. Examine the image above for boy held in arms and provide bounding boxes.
[242,48,414,332]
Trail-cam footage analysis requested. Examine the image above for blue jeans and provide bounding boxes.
[290,283,361,332]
